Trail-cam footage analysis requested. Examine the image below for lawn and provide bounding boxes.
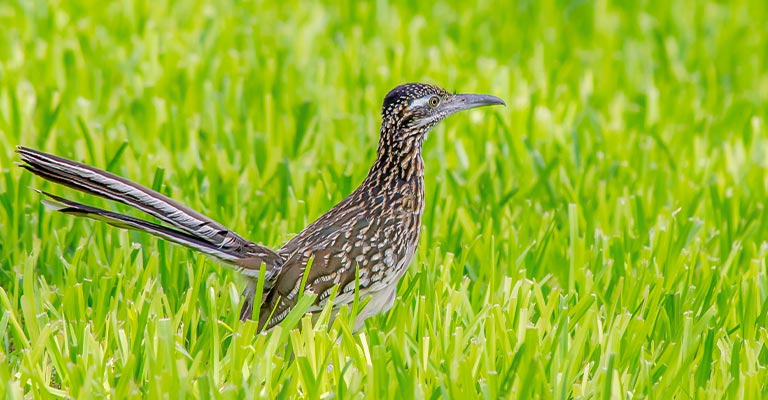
[1,0,767,398]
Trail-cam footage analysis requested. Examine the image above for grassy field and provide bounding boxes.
[1,0,767,398]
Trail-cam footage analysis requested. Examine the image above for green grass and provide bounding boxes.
[1,0,768,397]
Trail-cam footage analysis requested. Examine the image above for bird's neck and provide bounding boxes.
[369,134,425,186]
[358,130,426,216]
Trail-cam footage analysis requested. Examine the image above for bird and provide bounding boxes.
[17,83,505,331]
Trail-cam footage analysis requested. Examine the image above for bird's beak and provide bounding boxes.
[443,93,506,116]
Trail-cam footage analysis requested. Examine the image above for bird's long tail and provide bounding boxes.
[37,190,249,262]
[16,146,283,273]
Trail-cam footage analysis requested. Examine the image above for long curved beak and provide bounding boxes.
[443,93,506,116]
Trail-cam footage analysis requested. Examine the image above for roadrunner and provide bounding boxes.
[18,83,504,331]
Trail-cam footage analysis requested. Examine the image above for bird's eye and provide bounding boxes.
[428,96,440,108]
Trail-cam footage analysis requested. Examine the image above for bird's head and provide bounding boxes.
[380,83,505,141]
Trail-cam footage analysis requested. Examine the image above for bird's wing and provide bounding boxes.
[258,214,382,330]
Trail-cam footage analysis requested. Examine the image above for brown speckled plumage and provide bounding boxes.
[17,83,504,331]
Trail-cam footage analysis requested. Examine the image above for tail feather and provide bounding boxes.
[18,146,287,308]
[38,190,245,263]
[16,146,276,260]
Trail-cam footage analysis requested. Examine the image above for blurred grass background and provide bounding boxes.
[1,0,767,397]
